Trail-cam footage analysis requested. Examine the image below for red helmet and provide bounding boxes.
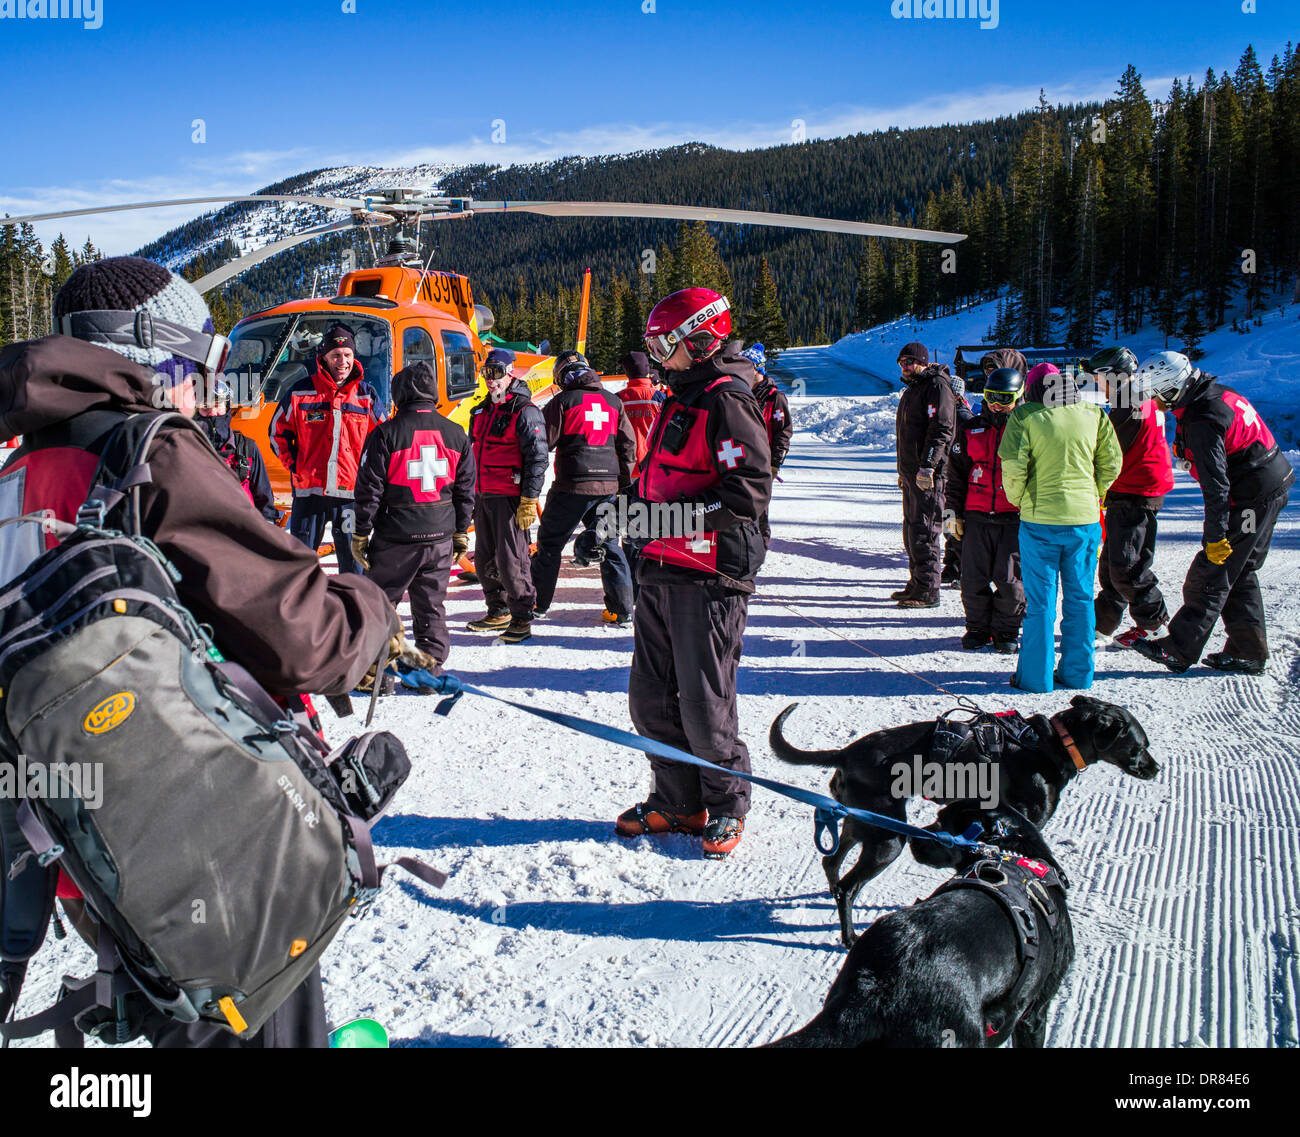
[644,288,732,365]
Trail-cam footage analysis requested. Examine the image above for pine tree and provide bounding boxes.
[1180,293,1207,359]
[741,256,789,357]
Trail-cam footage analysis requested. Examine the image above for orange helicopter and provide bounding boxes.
[4,187,965,564]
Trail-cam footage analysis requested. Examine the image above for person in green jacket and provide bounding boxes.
[998,363,1123,691]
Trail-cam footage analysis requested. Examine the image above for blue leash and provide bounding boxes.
[392,666,988,857]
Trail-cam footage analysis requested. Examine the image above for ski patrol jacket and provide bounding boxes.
[468,379,547,499]
[617,375,659,463]
[637,343,772,587]
[198,411,279,522]
[946,407,1018,518]
[1172,375,1295,544]
[896,364,958,479]
[542,370,637,495]
[753,376,792,470]
[998,375,1122,526]
[353,362,475,543]
[1105,395,1174,506]
[0,335,398,696]
[270,360,384,497]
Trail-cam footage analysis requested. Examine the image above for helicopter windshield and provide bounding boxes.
[225,313,393,410]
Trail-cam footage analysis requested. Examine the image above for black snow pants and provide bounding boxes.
[901,478,945,596]
[960,514,1025,640]
[532,489,633,617]
[474,494,536,620]
[1167,482,1292,663]
[628,581,752,818]
[367,535,453,667]
[1095,496,1167,636]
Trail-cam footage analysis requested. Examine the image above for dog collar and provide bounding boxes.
[1049,715,1088,772]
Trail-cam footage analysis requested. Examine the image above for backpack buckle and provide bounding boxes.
[350,887,381,917]
[76,500,108,528]
[36,843,65,868]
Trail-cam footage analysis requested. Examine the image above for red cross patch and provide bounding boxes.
[716,439,745,468]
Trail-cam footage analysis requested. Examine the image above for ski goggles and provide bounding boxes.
[982,389,1022,408]
[644,331,683,364]
[483,362,512,381]
[58,309,231,376]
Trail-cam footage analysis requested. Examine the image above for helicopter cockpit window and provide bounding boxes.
[402,326,437,371]
[442,331,477,400]
[224,313,393,410]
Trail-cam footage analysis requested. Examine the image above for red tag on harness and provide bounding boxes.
[1016,857,1049,878]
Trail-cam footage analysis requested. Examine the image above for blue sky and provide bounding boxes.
[0,0,1294,251]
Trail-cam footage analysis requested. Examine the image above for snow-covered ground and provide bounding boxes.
[17,341,1300,1048]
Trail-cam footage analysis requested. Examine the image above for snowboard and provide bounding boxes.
[329,1018,389,1048]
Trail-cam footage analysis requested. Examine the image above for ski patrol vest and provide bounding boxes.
[638,376,737,574]
[1109,401,1174,499]
[960,420,1017,515]
[553,386,622,485]
[759,390,785,447]
[618,379,658,463]
[374,415,463,542]
[470,398,528,496]
[1174,388,1278,492]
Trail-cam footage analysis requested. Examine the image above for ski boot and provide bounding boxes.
[702,816,744,859]
[602,609,632,628]
[1115,623,1162,649]
[615,803,707,838]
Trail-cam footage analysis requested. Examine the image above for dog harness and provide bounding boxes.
[927,710,1042,780]
[931,851,1067,1044]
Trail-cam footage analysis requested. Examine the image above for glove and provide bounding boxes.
[1206,538,1233,566]
[915,468,935,491]
[351,534,371,571]
[898,474,907,490]
[944,516,965,540]
[452,531,469,557]
[362,634,439,690]
[516,496,539,530]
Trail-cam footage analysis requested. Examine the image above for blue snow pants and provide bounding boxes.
[1013,520,1103,693]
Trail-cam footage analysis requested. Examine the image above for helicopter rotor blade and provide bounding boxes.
[0,193,367,227]
[468,200,966,243]
[191,217,389,293]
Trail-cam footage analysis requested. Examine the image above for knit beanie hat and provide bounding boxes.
[897,341,929,366]
[54,256,215,388]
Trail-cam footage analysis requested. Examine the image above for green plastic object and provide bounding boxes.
[329,1018,389,1048]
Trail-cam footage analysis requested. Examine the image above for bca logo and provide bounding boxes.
[84,691,136,735]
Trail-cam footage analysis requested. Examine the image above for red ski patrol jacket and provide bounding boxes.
[271,360,384,497]
[353,362,475,543]
[753,375,792,470]
[542,369,637,495]
[1172,376,1294,543]
[618,374,659,463]
[946,408,1018,517]
[1106,395,1174,506]
[468,379,548,498]
[637,343,772,587]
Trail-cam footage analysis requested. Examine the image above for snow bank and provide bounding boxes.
[793,393,900,449]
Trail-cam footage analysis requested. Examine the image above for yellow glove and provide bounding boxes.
[516,496,540,530]
[944,516,965,540]
[915,468,935,491]
[452,531,469,557]
[351,534,371,571]
[1206,538,1233,566]
[362,634,440,690]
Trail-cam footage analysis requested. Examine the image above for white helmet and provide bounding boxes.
[1135,350,1197,406]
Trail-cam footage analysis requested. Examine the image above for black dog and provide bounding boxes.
[766,802,1074,1048]
[770,695,1158,945]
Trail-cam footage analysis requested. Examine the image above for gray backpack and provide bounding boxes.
[0,413,441,1045]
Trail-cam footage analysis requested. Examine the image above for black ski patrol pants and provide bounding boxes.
[474,494,536,620]
[1168,482,1292,663]
[960,514,1024,640]
[366,536,454,667]
[629,581,753,819]
[901,479,945,596]
[1095,497,1167,636]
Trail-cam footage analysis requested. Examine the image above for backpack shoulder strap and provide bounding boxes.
[81,412,214,536]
